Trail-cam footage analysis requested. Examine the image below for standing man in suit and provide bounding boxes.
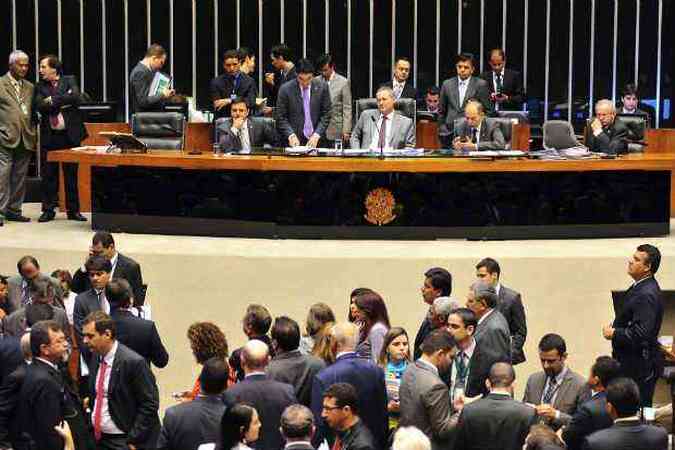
[157,357,227,450]
[420,86,441,113]
[454,362,536,450]
[321,383,377,450]
[0,333,32,450]
[317,54,352,145]
[414,267,452,360]
[35,54,87,223]
[399,330,461,450]
[0,50,38,226]
[619,83,651,124]
[211,49,257,121]
[106,279,168,369]
[452,100,506,151]
[475,257,527,365]
[217,98,277,152]
[6,255,63,314]
[266,316,326,407]
[438,53,492,146]
[276,59,332,148]
[223,340,297,450]
[522,333,587,430]
[603,244,664,407]
[379,57,417,100]
[281,404,316,450]
[129,44,174,114]
[310,322,388,449]
[265,44,296,110]
[480,49,525,111]
[584,99,629,154]
[466,281,511,364]
[83,311,160,450]
[350,86,415,150]
[582,377,667,450]
[562,356,622,450]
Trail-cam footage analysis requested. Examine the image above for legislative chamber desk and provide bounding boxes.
[49,148,672,240]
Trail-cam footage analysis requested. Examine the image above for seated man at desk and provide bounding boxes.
[452,100,506,151]
[350,86,415,150]
[217,98,277,152]
[584,99,628,155]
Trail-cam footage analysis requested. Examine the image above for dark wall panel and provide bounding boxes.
[395,0,414,75]
[105,0,125,113]
[525,0,546,120]
[328,0,348,76]
[417,0,437,92]
[482,0,503,73]
[285,0,303,59]
[82,0,102,101]
[61,0,82,84]
[15,0,37,82]
[196,0,215,110]
[0,0,13,74]
[350,0,369,100]
[172,0,192,97]
[37,0,58,59]
[548,0,570,118]
[438,0,459,83]
[306,0,326,62]
[372,0,393,95]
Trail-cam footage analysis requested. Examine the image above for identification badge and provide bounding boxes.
[20,103,28,115]
[230,94,237,101]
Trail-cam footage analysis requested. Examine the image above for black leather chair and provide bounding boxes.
[616,114,647,152]
[213,117,277,146]
[355,98,417,122]
[453,117,513,149]
[131,112,186,150]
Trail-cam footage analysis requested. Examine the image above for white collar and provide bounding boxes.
[614,415,640,423]
[631,275,652,288]
[336,351,356,359]
[548,366,568,385]
[102,340,119,366]
[495,283,501,295]
[493,69,505,78]
[245,371,266,378]
[36,357,58,371]
[459,337,477,358]
[381,111,395,121]
[477,308,494,325]
[110,252,119,268]
[458,77,469,85]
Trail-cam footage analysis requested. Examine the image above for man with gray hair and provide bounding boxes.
[281,404,315,450]
[350,86,415,150]
[466,281,511,364]
[429,296,461,330]
[0,50,38,226]
[584,99,628,154]
[392,426,431,450]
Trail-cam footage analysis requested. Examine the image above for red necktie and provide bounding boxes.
[49,81,60,128]
[378,116,388,149]
[93,360,109,441]
[332,437,342,450]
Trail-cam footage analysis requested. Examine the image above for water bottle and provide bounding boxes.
[334,138,343,155]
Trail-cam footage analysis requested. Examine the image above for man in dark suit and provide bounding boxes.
[480,49,525,111]
[562,356,622,450]
[0,334,30,450]
[281,404,316,450]
[83,311,160,450]
[217,98,277,152]
[522,334,588,430]
[0,335,23,385]
[265,44,297,110]
[438,53,493,146]
[275,58,332,148]
[379,57,417,100]
[223,340,297,450]
[454,362,536,450]
[311,322,388,449]
[211,49,257,121]
[414,267,452,360]
[452,100,506,151]
[229,304,275,382]
[399,330,460,450]
[267,316,325,407]
[321,383,377,450]
[35,54,87,223]
[475,257,527,365]
[603,244,664,407]
[583,377,667,450]
[157,357,227,450]
[71,231,144,306]
[619,83,651,128]
[584,99,629,154]
[6,255,64,314]
[106,279,168,369]
[466,281,511,364]
[129,44,175,114]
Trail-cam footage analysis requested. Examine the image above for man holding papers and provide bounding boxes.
[350,86,415,150]
[129,44,175,114]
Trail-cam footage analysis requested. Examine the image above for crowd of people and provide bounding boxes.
[0,231,669,450]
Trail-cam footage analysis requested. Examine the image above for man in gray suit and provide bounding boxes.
[350,87,415,150]
[522,333,588,430]
[6,255,62,315]
[453,100,506,151]
[454,362,536,450]
[0,50,38,225]
[399,330,461,450]
[3,276,69,339]
[217,98,277,152]
[317,54,352,145]
[466,281,511,365]
[276,59,332,148]
[438,53,492,147]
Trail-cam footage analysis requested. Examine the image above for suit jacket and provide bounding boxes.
[269,65,298,107]
[496,285,527,365]
[0,363,27,449]
[350,109,415,150]
[582,419,667,450]
[453,117,506,150]
[522,368,588,429]
[473,309,511,365]
[399,360,459,450]
[311,353,388,450]
[461,339,495,398]
[0,336,22,385]
[266,349,326,407]
[88,342,161,448]
[73,288,103,368]
[2,304,70,341]
[34,75,88,147]
[210,72,258,120]
[562,391,614,450]
[453,392,536,450]
[413,314,433,360]
[72,252,144,304]
[223,374,297,450]
[584,119,629,154]
[339,420,377,450]
[611,277,664,382]
[157,394,226,450]
[112,308,169,368]
[380,80,417,100]
[438,76,493,142]
[0,72,38,150]
[276,78,332,143]
[324,73,353,140]
[480,68,525,110]
[217,117,278,150]
[6,274,63,315]
[129,62,166,113]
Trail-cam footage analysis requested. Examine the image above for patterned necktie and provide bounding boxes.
[393,82,403,100]
[459,80,468,106]
[302,87,314,139]
[471,128,478,143]
[378,115,388,149]
[93,360,109,441]
[542,376,558,404]
[455,352,468,386]
[239,124,251,152]
[49,80,60,128]
[21,281,30,306]
[495,73,503,93]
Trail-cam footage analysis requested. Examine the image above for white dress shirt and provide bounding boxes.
[450,337,477,395]
[93,340,125,435]
[458,78,469,106]
[541,365,569,405]
[232,119,252,153]
[110,252,119,276]
[369,111,394,151]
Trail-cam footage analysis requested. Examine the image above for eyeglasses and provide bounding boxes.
[322,405,343,412]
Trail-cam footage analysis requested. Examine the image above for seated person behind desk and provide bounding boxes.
[584,99,628,155]
[210,49,257,121]
[350,86,415,150]
[218,98,277,152]
[453,100,505,151]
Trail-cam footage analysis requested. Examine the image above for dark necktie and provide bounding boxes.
[495,73,503,94]
[21,281,30,306]
[378,115,388,149]
[471,127,478,143]
[542,376,558,404]
[49,80,60,128]
[455,352,468,386]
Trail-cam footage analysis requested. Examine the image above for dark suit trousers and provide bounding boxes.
[41,131,80,212]
[97,434,127,450]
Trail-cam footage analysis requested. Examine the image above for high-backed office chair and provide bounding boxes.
[131,112,186,150]
[453,117,513,149]
[616,114,647,152]
[543,120,582,150]
[355,98,417,121]
[213,117,277,146]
